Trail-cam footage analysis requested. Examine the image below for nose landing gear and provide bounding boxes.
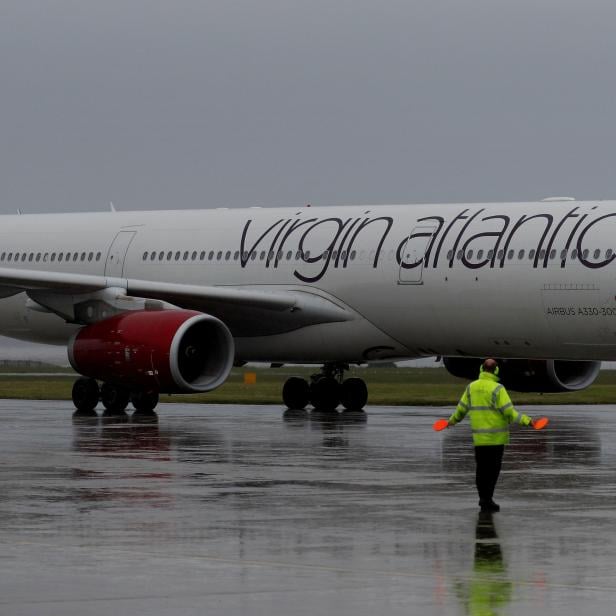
[282,363,368,411]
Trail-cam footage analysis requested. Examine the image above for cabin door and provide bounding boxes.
[105,231,137,277]
[398,225,438,284]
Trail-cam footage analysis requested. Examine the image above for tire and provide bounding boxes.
[340,378,368,411]
[310,376,340,411]
[72,378,100,413]
[130,390,160,413]
[282,377,310,409]
[100,383,130,413]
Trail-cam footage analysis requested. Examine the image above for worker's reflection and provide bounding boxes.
[465,512,512,616]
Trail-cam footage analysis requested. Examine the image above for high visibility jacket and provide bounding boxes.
[449,371,532,446]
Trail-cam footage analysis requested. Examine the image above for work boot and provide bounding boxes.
[479,499,500,512]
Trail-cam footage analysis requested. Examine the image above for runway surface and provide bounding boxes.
[0,401,615,615]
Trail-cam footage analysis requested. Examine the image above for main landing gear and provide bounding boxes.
[282,363,368,411]
[72,378,159,415]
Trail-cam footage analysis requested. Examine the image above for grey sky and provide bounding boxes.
[1,1,616,361]
[1,0,616,215]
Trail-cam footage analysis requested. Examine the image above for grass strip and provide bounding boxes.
[1,367,616,405]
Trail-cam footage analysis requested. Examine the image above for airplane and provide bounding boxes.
[0,197,611,414]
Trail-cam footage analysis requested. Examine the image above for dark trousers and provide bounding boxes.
[474,445,505,502]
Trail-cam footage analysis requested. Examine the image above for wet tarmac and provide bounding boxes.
[0,402,615,615]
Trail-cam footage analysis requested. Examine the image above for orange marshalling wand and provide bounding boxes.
[433,419,449,432]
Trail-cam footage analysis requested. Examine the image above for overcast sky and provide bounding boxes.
[1,1,616,360]
[1,0,616,216]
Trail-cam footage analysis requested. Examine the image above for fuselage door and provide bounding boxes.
[398,225,438,284]
[105,231,137,277]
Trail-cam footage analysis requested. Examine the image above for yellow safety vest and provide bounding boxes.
[449,372,532,446]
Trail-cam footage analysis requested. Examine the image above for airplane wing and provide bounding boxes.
[0,267,353,336]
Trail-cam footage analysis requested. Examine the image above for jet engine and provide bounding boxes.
[68,310,234,393]
[443,357,601,393]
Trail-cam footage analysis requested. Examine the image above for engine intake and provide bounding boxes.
[443,357,601,393]
[68,310,234,393]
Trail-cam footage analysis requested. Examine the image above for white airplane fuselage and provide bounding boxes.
[0,200,615,363]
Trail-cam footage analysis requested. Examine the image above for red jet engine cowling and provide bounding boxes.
[68,310,234,393]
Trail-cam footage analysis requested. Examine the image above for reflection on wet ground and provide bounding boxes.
[1,402,616,614]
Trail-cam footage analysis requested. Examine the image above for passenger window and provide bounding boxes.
[539,249,546,260]
[607,249,614,259]
[571,249,578,259]
[583,249,589,259]
[7,254,12,262]
[446,250,453,260]
[158,252,164,261]
[497,250,504,260]
[477,250,484,259]
[224,251,230,260]
[350,250,357,260]
[550,249,556,259]
[21,253,27,262]
[167,251,173,260]
[260,251,266,260]
[251,251,257,260]
[143,251,148,260]
[96,252,101,261]
[331,251,338,260]
[36,253,41,262]
[507,250,514,260]
[183,251,189,260]
[529,250,535,259]
[560,249,567,260]
[88,252,93,261]
[57,253,62,262]
[518,249,524,260]
[192,251,198,260]
[0,253,4,261]
[200,251,206,260]
[29,253,35,262]
[456,250,463,260]
[209,251,214,260]
[286,251,293,260]
[467,250,474,259]
[50,253,56,262]
[174,251,180,261]
[150,252,156,261]
[296,251,302,260]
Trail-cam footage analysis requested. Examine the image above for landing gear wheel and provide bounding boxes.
[72,378,100,413]
[310,376,340,411]
[100,383,130,413]
[130,390,160,414]
[340,378,368,411]
[282,377,310,409]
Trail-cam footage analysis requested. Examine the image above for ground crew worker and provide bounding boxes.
[447,358,538,512]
